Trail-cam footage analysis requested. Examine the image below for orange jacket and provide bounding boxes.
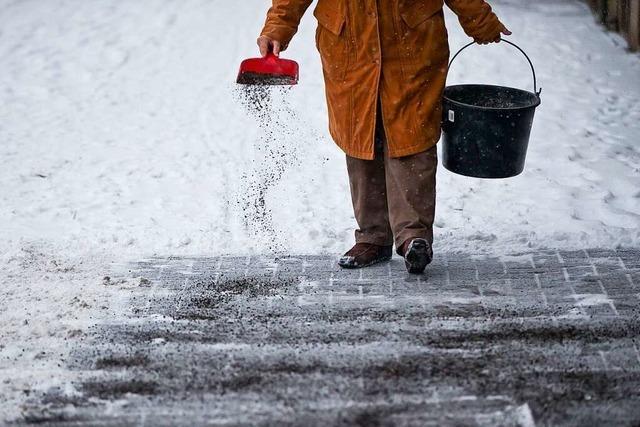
[261,0,503,159]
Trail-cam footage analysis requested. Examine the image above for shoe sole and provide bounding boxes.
[338,255,392,269]
[404,239,432,274]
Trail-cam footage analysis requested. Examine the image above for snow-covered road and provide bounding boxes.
[1,0,639,421]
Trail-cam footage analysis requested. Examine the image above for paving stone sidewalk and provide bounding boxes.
[21,248,640,426]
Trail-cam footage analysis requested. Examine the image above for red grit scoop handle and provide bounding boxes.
[236,53,299,86]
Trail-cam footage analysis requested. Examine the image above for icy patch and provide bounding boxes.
[574,294,615,307]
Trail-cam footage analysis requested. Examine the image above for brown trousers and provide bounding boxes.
[346,109,438,253]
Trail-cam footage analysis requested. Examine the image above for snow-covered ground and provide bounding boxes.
[2,0,640,260]
[1,0,639,421]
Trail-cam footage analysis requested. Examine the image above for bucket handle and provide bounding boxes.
[448,40,541,97]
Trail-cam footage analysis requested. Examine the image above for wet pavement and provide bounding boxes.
[20,248,640,426]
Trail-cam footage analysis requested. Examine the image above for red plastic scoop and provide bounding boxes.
[236,53,299,86]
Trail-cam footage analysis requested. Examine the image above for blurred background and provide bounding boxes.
[585,0,639,50]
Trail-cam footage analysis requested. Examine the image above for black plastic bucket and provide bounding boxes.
[442,40,541,178]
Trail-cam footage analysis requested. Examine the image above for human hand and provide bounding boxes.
[257,35,282,57]
[475,23,512,45]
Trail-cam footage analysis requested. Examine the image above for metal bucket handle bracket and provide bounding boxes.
[448,40,542,97]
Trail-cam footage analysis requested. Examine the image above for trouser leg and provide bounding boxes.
[345,98,437,250]
[384,144,438,253]
[345,121,394,246]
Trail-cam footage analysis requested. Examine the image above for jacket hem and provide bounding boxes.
[387,137,440,158]
[338,136,440,160]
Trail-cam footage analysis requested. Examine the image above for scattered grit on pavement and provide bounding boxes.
[17,248,640,426]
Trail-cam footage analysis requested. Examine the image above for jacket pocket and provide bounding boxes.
[313,0,346,36]
[399,0,444,28]
[314,0,349,81]
[397,4,449,77]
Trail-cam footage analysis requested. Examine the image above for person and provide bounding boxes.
[258,0,510,273]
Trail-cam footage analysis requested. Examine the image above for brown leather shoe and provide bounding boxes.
[338,243,393,269]
[399,238,433,274]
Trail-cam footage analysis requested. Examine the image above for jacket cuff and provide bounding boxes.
[459,12,502,41]
[260,26,296,51]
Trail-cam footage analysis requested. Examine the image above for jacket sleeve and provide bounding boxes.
[260,0,313,51]
[444,0,503,41]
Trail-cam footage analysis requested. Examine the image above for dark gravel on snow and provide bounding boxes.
[17,248,640,426]
[232,84,304,254]
[237,71,297,86]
